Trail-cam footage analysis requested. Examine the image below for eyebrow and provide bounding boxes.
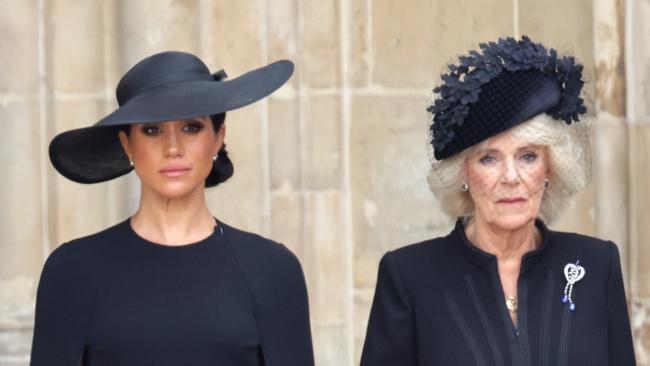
[475,144,542,155]
[183,118,206,123]
[142,118,205,125]
[474,147,498,155]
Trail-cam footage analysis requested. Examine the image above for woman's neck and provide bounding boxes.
[464,216,541,262]
[130,185,216,245]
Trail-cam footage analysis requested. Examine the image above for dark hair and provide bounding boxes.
[206,113,233,187]
[118,113,233,187]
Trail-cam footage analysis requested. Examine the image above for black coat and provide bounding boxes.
[360,219,635,366]
[30,219,314,366]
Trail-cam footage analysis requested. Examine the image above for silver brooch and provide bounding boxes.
[562,260,585,311]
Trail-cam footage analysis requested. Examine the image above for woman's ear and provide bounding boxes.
[118,130,132,160]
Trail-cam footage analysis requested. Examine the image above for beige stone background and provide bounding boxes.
[0,0,648,365]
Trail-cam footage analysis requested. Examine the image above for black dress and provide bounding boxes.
[30,219,314,366]
[360,219,635,366]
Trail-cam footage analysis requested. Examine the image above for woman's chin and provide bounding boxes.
[487,212,536,231]
[150,181,203,199]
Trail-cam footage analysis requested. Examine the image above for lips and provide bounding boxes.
[497,197,526,204]
[159,166,191,177]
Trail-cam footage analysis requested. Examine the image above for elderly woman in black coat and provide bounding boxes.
[360,37,635,366]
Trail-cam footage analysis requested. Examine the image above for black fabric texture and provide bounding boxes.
[428,36,587,160]
[30,220,314,366]
[360,219,636,366]
[435,70,561,159]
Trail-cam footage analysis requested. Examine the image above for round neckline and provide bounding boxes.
[124,217,223,250]
[455,217,551,262]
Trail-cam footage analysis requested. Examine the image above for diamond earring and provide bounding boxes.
[461,183,469,192]
[544,178,549,188]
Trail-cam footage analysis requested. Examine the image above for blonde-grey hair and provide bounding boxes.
[427,114,592,223]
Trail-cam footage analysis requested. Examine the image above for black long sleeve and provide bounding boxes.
[360,252,416,366]
[30,219,314,366]
[31,242,95,365]
[606,242,636,365]
[226,230,315,366]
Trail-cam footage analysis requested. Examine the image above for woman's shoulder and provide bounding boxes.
[546,227,618,256]
[387,230,458,263]
[219,221,301,269]
[39,222,127,289]
[545,227,621,271]
[45,220,128,266]
[218,222,307,299]
[548,227,610,243]
[376,233,461,283]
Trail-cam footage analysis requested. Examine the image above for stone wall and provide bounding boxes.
[0,0,648,365]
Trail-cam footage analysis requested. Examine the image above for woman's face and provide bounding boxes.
[464,128,549,230]
[118,117,224,199]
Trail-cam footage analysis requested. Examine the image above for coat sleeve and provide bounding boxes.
[605,241,636,366]
[231,237,314,366]
[30,243,94,366]
[360,251,417,366]
[256,246,314,366]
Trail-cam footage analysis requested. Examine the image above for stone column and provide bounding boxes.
[592,0,629,281]
[267,0,302,255]
[295,0,351,363]
[0,1,47,363]
[626,0,650,363]
[201,0,269,234]
[49,0,113,244]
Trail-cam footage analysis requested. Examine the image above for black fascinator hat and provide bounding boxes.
[49,51,294,187]
[428,36,586,160]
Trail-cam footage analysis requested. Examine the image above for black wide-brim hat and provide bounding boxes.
[49,51,294,184]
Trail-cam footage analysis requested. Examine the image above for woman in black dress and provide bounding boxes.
[31,51,314,366]
[360,37,635,366]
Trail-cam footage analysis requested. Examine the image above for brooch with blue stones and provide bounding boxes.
[562,260,586,311]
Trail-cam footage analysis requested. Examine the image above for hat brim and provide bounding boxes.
[96,59,294,127]
[49,60,294,184]
[49,125,133,183]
